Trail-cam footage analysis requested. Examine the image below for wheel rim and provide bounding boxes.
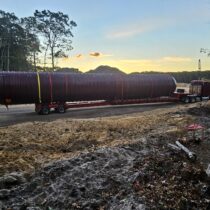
[58,106,65,113]
[42,107,49,115]
[185,97,189,103]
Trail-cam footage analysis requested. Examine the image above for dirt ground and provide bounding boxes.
[0,104,189,176]
[1,102,210,209]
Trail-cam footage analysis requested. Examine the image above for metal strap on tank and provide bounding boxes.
[65,74,68,98]
[36,72,42,103]
[48,73,53,102]
[2,74,6,105]
[150,76,154,98]
[120,75,124,100]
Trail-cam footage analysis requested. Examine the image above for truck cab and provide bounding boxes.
[190,80,210,98]
[174,80,210,103]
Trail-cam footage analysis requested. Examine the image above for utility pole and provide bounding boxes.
[7,43,10,71]
[33,51,36,72]
[198,59,201,80]
[198,59,201,71]
[7,29,11,72]
[199,47,210,80]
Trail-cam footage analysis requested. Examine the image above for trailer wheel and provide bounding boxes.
[196,97,201,102]
[35,107,42,115]
[184,97,190,103]
[41,106,50,115]
[190,97,196,103]
[57,105,65,113]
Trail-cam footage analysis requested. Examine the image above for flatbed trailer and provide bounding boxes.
[34,80,210,115]
[1,72,210,115]
[35,96,181,115]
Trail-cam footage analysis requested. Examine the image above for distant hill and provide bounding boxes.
[130,71,164,75]
[130,70,210,83]
[87,65,126,74]
[52,65,210,83]
[170,71,210,83]
[55,67,82,73]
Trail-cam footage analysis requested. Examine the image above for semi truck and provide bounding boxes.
[174,80,210,103]
[0,72,209,115]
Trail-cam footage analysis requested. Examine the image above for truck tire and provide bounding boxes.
[35,107,42,115]
[184,97,190,103]
[190,97,196,103]
[41,106,50,115]
[196,97,201,102]
[57,105,65,114]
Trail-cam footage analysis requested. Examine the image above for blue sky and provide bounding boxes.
[1,0,210,72]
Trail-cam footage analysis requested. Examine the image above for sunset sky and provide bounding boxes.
[1,0,210,73]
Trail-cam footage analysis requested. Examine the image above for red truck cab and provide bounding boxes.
[173,80,210,103]
[190,80,210,97]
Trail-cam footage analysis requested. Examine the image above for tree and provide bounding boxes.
[33,10,77,70]
[0,10,38,71]
[21,16,40,71]
[0,10,20,70]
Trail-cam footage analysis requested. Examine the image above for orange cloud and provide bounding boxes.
[162,56,192,62]
[76,54,82,58]
[89,52,101,57]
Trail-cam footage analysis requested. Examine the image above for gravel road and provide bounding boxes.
[0,102,176,127]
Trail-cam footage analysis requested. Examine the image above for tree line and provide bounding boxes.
[0,10,76,71]
[1,9,209,83]
[140,70,210,83]
[170,71,210,83]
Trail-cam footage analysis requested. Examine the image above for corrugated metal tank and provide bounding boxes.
[0,72,176,105]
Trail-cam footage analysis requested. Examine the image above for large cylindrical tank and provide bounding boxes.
[0,72,176,105]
